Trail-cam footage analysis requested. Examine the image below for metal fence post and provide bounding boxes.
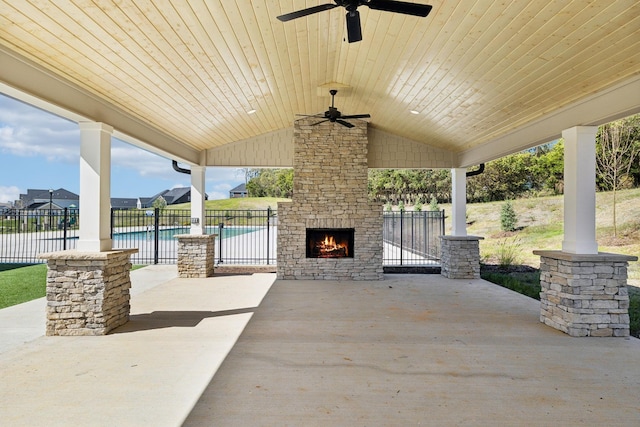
[266,207,271,265]
[154,208,159,264]
[218,222,224,264]
[63,208,68,250]
[399,212,404,265]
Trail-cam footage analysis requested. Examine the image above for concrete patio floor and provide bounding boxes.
[1,266,639,426]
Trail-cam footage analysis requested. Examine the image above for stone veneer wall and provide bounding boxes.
[440,236,483,279]
[535,250,637,337]
[277,119,383,280]
[176,234,216,278]
[40,249,137,336]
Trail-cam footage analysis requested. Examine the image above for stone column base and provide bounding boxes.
[440,235,484,279]
[39,249,138,336]
[534,250,638,337]
[175,234,216,278]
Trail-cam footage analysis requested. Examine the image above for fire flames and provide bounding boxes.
[315,234,348,257]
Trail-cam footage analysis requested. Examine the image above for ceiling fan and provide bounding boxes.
[277,0,433,43]
[298,89,370,128]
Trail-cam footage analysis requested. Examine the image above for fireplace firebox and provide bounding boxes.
[306,228,354,258]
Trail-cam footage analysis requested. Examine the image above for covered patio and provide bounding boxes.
[1,266,639,425]
[1,1,640,422]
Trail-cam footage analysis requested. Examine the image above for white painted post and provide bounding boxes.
[77,122,113,252]
[451,168,467,236]
[190,165,206,235]
[562,126,598,254]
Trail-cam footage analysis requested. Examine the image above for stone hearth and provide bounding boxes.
[277,119,383,280]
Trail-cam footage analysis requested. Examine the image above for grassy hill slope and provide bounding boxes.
[167,197,290,211]
[440,187,639,285]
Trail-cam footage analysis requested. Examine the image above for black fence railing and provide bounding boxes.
[0,208,80,263]
[1,208,444,267]
[382,210,445,266]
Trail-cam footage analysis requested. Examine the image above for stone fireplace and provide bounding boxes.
[277,119,383,280]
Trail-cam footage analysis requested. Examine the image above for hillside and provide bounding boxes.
[440,188,640,285]
[168,197,290,211]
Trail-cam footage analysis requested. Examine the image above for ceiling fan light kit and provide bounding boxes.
[277,0,432,43]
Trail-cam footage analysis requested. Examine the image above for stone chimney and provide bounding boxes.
[277,119,383,280]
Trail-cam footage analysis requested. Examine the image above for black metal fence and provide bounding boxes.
[382,210,445,266]
[1,208,443,266]
[0,208,79,263]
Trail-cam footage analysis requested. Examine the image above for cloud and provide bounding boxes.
[0,94,245,201]
[0,185,21,204]
[0,95,79,163]
[207,191,228,200]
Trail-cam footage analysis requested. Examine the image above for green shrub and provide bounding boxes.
[429,195,439,211]
[501,200,518,231]
[398,201,405,212]
[414,200,423,212]
[384,202,392,212]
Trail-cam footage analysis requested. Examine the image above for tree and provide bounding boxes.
[596,115,640,237]
[500,200,518,232]
[246,169,294,198]
[152,196,167,211]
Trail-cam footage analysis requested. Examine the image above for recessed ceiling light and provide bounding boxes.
[410,110,420,115]
[247,109,257,114]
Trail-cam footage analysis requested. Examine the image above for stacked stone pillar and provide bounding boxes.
[534,250,637,337]
[440,235,483,279]
[175,234,216,278]
[40,249,137,336]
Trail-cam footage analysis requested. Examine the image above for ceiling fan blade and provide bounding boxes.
[277,4,338,22]
[296,113,323,117]
[366,0,433,17]
[341,114,371,119]
[345,10,362,43]
[310,119,329,126]
[336,119,355,128]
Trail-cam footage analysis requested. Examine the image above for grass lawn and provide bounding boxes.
[169,197,290,211]
[0,264,146,310]
[0,264,47,309]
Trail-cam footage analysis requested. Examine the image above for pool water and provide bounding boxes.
[113,226,257,241]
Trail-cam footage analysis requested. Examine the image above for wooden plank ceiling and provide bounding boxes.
[0,0,639,162]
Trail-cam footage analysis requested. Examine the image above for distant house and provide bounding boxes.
[137,187,207,208]
[229,183,248,198]
[17,188,79,210]
[161,187,192,205]
[136,196,155,209]
[110,198,138,210]
[0,202,12,216]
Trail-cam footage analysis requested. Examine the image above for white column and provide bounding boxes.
[190,165,206,235]
[562,126,598,254]
[77,122,113,252]
[451,168,467,236]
